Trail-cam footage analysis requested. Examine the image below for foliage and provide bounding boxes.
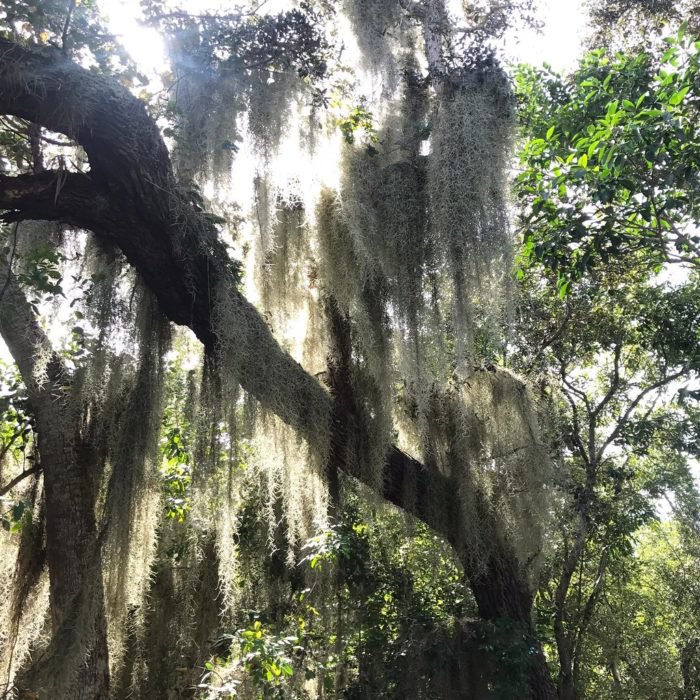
[572,522,700,699]
[160,427,192,522]
[199,618,299,698]
[587,0,700,47]
[336,102,377,146]
[515,26,700,291]
[202,492,474,698]
[0,0,143,78]
[513,26,700,697]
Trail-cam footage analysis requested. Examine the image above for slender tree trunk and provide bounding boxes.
[553,503,591,700]
[0,263,109,697]
[556,640,576,700]
[680,638,700,700]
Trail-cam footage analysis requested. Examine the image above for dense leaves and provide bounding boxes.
[515,27,700,291]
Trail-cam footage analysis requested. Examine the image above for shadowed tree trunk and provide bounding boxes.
[0,259,109,697]
[0,38,556,699]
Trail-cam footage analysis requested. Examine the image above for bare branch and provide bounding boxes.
[596,366,689,464]
[0,464,41,498]
[0,419,30,465]
[525,305,571,374]
[591,342,622,420]
[0,171,107,228]
[61,0,77,54]
[560,362,590,466]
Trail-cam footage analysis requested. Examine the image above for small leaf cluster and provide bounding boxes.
[1,498,31,533]
[160,426,192,523]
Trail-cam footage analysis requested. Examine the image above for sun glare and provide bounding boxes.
[98,0,167,76]
[100,0,589,82]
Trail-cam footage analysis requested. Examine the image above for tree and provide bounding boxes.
[516,27,700,292]
[2,2,697,699]
[0,1,556,698]
[586,0,700,48]
[515,264,699,699]
[514,26,700,700]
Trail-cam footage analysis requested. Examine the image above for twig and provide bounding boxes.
[0,421,30,465]
[0,465,41,498]
[61,0,77,54]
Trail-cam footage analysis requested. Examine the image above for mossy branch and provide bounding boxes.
[0,37,453,539]
[0,45,555,686]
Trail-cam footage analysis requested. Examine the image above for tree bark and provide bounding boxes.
[0,39,556,699]
[0,260,109,697]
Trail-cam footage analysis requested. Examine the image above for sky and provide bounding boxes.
[506,0,588,70]
[99,0,590,77]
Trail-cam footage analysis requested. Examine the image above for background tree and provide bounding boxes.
[514,21,700,700]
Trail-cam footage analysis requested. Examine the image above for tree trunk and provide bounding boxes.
[553,520,589,700]
[38,430,109,698]
[556,643,576,700]
[0,263,109,697]
[469,540,557,699]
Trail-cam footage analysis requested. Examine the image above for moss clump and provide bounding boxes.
[428,69,516,368]
[343,0,406,83]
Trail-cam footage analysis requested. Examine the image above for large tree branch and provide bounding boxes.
[0,41,555,670]
[0,37,468,559]
[0,171,107,226]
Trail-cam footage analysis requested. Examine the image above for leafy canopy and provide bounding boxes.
[515,25,700,293]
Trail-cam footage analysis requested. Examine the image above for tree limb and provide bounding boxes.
[0,45,557,689]
[596,366,689,464]
[591,342,622,420]
[0,464,41,498]
[0,171,107,227]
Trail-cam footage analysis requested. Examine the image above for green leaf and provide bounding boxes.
[669,86,690,106]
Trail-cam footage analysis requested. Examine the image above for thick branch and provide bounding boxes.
[0,37,464,554]
[0,171,107,227]
[400,0,446,76]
